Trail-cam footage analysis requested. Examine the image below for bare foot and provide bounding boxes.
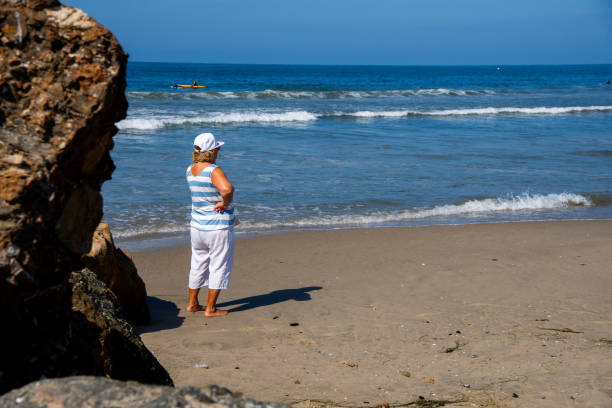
[204,309,228,317]
[186,304,206,313]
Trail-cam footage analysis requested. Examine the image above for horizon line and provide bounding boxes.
[127,60,612,68]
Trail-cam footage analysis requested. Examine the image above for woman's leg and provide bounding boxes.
[187,288,205,312]
[205,289,228,317]
[188,228,210,312]
[204,228,234,317]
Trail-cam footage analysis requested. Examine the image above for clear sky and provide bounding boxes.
[65,0,612,65]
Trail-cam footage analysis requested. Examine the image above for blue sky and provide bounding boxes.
[65,0,612,65]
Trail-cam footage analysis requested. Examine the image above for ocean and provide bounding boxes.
[105,63,612,249]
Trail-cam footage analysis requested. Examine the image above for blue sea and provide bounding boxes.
[105,63,612,249]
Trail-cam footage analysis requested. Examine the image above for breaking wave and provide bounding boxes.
[112,193,599,239]
[116,106,612,130]
[117,111,317,130]
[334,105,612,118]
[126,88,496,100]
[237,193,594,230]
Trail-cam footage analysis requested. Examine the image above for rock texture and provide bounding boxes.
[83,221,150,325]
[0,0,171,393]
[70,269,169,384]
[0,376,291,408]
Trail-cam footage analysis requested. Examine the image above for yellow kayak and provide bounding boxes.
[173,84,206,88]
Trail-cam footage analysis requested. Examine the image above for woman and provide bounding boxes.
[186,132,235,317]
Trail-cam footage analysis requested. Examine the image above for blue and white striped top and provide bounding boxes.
[186,164,235,231]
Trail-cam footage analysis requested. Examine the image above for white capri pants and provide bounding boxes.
[189,227,234,290]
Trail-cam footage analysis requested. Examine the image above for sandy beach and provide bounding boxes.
[132,220,612,407]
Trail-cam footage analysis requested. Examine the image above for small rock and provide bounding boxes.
[463,384,471,388]
[491,258,498,261]
[470,354,478,358]
[455,330,461,334]
[294,379,300,384]
[193,363,209,369]
[290,322,299,326]
[418,396,425,400]
[512,393,519,398]
[399,370,411,377]
[235,366,240,369]
[273,316,279,319]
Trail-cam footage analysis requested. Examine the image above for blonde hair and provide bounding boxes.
[193,149,218,163]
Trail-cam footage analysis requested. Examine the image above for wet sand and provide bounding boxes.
[132,220,612,407]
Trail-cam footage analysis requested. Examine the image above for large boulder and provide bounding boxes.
[83,221,150,325]
[0,0,172,393]
[0,376,291,408]
[70,269,169,384]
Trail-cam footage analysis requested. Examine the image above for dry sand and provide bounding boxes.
[132,220,612,407]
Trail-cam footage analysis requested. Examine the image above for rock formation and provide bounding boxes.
[0,0,171,394]
[83,221,150,325]
[0,376,292,408]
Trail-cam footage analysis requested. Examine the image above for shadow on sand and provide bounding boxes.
[217,286,323,313]
[136,296,185,334]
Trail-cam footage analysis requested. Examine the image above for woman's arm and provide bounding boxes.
[211,167,234,213]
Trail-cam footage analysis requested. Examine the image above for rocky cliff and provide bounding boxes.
[0,0,171,393]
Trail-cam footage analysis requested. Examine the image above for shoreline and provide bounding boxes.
[117,216,612,253]
[132,220,612,407]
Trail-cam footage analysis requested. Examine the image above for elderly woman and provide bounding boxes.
[186,132,235,317]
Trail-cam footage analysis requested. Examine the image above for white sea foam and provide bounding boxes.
[116,106,612,130]
[113,193,594,238]
[238,193,593,231]
[425,106,612,116]
[116,111,317,130]
[332,105,612,119]
[126,88,496,100]
[113,224,188,239]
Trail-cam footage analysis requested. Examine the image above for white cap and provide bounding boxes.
[193,133,224,152]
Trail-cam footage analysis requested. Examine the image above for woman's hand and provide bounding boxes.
[213,202,227,213]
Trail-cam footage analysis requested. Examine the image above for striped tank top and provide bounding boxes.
[186,164,235,231]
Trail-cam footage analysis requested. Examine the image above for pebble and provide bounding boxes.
[471,354,478,358]
[290,322,299,326]
[456,330,461,334]
[418,396,425,400]
[193,363,209,369]
[463,384,471,388]
[512,393,519,398]
[273,316,279,319]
